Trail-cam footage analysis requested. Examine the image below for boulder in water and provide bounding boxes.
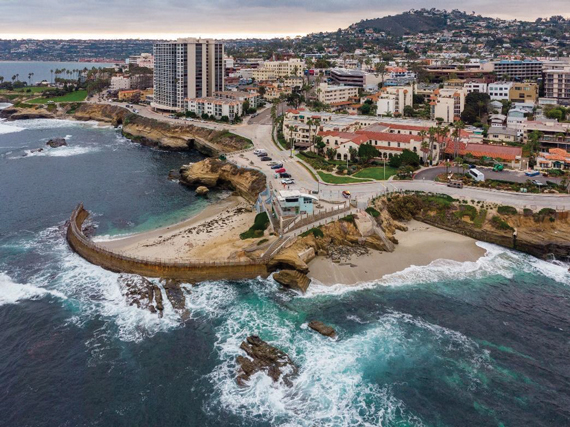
[195,186,209,196]
[46,138,68,148]
[308,320,337,338]
[160,279,190,320]
[236,335,298,387]
[273,269,311,293]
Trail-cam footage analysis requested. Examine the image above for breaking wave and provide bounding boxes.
[0,272,67,306]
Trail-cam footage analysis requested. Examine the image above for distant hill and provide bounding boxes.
[353,11,449,36]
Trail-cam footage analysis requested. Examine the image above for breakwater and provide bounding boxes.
[66,204,269,283]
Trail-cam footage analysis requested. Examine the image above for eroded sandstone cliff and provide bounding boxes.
[179,158,266,203]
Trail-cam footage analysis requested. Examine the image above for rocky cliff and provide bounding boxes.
[270,211,399,275]
[385,193,570,260]
[2,102,252,156]
[179,158,266,203]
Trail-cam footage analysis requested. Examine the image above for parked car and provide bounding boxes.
[531,180,545,187]
[281,178,295,185]
[270,163,283,169]
[260,156,272,161]
[342,190,351,199]
[525,170,540,177]
[279,173,291,178]
[275,168,286,173]
[468,164,476,169]
[447,180,464,189]
[253,149,263,155]
[256,151,268,157]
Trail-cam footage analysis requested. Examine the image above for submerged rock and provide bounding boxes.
[195,186,209,196]
[236,335,298,387]
[118,274,163,317]
[46,138,68,148]
[167,169,181,181]
[308,320,337,338]
[273,269,311,293]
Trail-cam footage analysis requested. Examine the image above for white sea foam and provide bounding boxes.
[301,242,544,298]
[0,272,67,306]
[14,145,100,158]
[16,224,183,343]
[204,286,492,427]
[0,120,24,135]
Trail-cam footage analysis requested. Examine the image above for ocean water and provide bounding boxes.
[1,111,570,426]
[0,61,117,85]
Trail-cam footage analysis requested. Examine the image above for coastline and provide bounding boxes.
[308,220,486,286]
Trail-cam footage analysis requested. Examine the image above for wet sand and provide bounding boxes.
[308,220,486,285]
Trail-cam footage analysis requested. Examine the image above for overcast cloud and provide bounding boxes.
[1,0,570,38]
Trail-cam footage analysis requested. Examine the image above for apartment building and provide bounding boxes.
[429,88,467,123]
[509,82,538,103]
[330,68,366,87]
[214,90,259,109]
[544,67,570,105]
[252,58,304,81]
[464,82,487,94]
[317,83,359,104]
[152,38,224,111]
[186,97,242,121]
[492,60,543,80]
[376,85,413,116]
[110,76,131,91]
[488,82,513,101]
[128,53,154,69]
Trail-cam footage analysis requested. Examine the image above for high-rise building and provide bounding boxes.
[544,67,570,105]
[152,38,224,111]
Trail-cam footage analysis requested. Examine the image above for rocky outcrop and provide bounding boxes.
[195,186,209,196]
[73,103,130,126]
[160,279,190,320]
[167,169,180,181]
[273,269,311,293]
[121,114,252,155]
[308,320,337,338]
[46,138,67,148]
[236,336,298,387]
[179,158,266,203]
[118,274,163,317]
[0,106,56,120]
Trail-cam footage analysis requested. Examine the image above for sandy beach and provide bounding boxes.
[308,220,486,285]
[96,196,268,262]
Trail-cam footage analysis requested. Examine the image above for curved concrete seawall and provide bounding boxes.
[66,204,269,283]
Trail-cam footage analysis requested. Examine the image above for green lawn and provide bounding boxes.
[353,166,398,180]
[317,171,372,184]
[28,90,88,104]
[0,86,53,94]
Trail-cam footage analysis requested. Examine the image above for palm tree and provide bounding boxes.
[452,121,465,172]
[419,130,429,164]
[0,76,4,85]
[375,62,386,88]
[428,126,437,165]
[50,69,54,84]
[28,73,33,86]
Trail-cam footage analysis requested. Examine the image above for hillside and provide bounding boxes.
[353,11,448,36]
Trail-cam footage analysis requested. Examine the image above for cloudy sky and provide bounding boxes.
[1,0,570,39]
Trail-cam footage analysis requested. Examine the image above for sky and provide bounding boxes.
[1,0,570,39]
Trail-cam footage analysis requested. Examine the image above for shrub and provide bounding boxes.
[257,238,269,245]
[365,207,380,217]
[497,206,518,215]
[523,208,534,216]
[491,215,513,231]
[300,227,324,238]
[240,212,270,239]
[339,214,356,225]
[473,209,487,228]
[538,208,556,216]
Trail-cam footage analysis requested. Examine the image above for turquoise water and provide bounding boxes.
[1,114,569,426]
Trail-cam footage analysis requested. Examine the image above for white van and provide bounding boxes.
[468,168,485,182]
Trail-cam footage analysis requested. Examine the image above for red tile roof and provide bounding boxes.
[445,142,522,160]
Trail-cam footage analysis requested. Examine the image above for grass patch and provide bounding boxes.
[317,171,371,184]
[473,209,487,228]
[497,205,518,215]
[365,207,380,217]
[454,204,478,221]
[300,227,324,238]
[491,215,513,231]
[211,130,253,148]
[240,212,269,239]
[353,166,398,181]
[28,90,88,104]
